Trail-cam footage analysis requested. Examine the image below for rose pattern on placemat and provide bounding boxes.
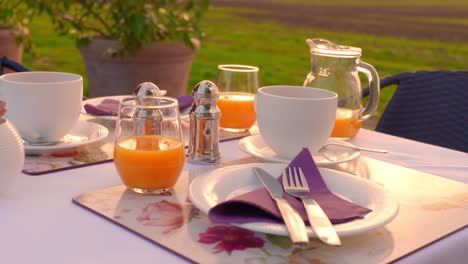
[195,225,329,262]
[23,143,113,174]
[23,161,60,172]
[198,225,265,255]
[136,200,191,234]
[50,150,79,158]
[72,147,111,163]
[421,192,468,211]
[290,244,340,264]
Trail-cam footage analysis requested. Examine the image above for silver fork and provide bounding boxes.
[282,166,342,246]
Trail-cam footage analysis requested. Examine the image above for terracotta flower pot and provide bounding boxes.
[0,28,24,74]
[80,39,199,97]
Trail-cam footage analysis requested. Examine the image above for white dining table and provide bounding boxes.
[1,128,467,264]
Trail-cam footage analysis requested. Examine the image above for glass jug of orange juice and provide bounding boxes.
[303,38,380,139]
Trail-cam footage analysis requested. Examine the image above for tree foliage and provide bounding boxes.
[37,0,211,57]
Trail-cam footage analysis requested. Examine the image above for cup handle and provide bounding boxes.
[357,61,380,121]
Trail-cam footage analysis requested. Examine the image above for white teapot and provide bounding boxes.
[0,117,24,193]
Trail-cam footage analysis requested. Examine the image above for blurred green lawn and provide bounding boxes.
[24,2,468,127]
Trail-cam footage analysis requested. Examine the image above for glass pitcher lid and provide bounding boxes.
[307,38,362,58]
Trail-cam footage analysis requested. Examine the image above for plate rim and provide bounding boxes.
[239,134,361,165]
[81,92,182,120]
[189,162,399,237]
[24,120,109,151]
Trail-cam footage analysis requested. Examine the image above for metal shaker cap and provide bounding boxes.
[134,82,161,96]
[131,82,164,135]
[192,80,219,106]
[133,82,161,105]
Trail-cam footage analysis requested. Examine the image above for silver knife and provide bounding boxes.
[253,167,309,244]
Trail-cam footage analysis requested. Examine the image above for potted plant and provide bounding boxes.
[40,0,210,97]
[0,0,34,64]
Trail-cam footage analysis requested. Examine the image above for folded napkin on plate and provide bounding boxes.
[209,148,371,225]
[84,95,194,116]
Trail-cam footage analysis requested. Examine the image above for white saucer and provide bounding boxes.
[24,120,109,155]
[239,134,360,165]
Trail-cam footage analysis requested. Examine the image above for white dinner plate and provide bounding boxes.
[189,163,398,237]
[24,120,109,155]
[239,134,360,165]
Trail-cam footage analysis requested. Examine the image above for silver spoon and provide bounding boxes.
[22,138,62,147]
[322,142,388,153]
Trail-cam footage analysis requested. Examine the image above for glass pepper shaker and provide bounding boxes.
[132,82,163,135]
[187,80,221,164]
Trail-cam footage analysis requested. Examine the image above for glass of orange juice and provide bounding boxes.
[216,64,259,132]
[114,96,186,195]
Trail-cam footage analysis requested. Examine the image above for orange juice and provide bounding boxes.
[114,135,185,192]
[218,92,256,132]
[330,108,362,139]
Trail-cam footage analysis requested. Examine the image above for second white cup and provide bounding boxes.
[0,71,83,143]
[255,85,337,159]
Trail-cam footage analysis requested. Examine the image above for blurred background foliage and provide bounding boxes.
[21,0,468,125]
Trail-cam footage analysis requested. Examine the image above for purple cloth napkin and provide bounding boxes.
[209,148,372,225]
[84,99,119,116]
[84,95,194,116]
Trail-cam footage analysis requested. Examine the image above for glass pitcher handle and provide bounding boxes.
[357,61,380,121]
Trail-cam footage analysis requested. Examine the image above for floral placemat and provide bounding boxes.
[22,138,115,175]
[23,117,254,175]
[73,157,468,263]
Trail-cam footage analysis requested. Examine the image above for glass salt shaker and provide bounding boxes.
[132,82,163,135]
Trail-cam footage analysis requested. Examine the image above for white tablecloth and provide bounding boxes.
[1,129,467,264]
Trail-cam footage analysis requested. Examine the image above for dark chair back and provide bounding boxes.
[366,71,468,152]
[0,56,30,75]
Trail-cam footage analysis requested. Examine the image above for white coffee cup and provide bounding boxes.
[255,85,337,158]
[0,71,83,143]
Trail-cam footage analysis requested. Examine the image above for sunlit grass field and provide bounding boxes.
[23,1,468,126]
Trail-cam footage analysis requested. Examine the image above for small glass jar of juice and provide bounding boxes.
[114,96,185,195]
